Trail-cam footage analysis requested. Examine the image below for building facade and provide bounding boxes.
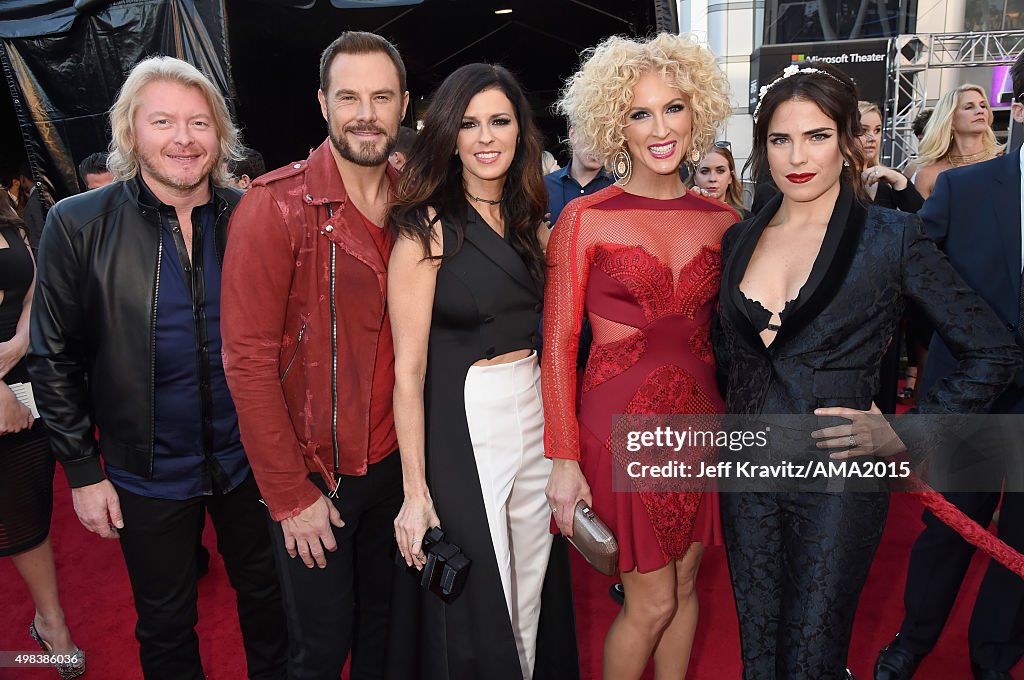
[682,0,1020,180]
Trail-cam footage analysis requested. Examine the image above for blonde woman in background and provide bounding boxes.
[541,149,561,175]
[689,142,749,218]
[857,101,925,212]
[914,84,1001,198]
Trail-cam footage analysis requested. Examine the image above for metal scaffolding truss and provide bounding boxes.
[883,30,1024,168]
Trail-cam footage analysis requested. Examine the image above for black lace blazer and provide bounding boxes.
[712,183,1021,427]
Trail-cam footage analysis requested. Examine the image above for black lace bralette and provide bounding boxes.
[740,293,796,333]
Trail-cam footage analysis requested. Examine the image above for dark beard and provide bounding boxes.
[329,125,397,167]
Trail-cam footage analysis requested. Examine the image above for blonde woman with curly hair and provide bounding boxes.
[542,33,735,679]
[913,83,1001,198]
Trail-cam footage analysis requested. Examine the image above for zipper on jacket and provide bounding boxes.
[214,200,230,267]
[280,322,307,383]
[327,205,341,495]
[148,227,164,477]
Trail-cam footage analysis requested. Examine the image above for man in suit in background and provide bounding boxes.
[78,152,114,191]
[388,125,417,172]
[874,52,1024,680]
[226,146,266,191]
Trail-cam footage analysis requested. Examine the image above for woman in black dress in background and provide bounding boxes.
[856,100,926,414]
[0,212,85,678]
[857,101,924,213]
[386,63,577,680]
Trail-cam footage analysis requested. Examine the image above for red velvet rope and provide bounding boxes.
[900,474,1024,578]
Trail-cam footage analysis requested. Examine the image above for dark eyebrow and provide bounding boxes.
[334,88,397,98]
[462,111,514,120]
[803,127,835,135]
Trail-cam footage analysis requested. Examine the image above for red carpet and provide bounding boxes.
[0,473,1015,679]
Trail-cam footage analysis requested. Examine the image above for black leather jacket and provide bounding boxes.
[713,184,1021,466]
[28,176,241,488]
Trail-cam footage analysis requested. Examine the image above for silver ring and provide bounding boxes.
[848,434,857,447]
[411,539,422,544]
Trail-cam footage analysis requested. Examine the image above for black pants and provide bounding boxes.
[115,472,288,680]
[721,491,889,680]
[899,490,1024,671]
[271,452,403,680]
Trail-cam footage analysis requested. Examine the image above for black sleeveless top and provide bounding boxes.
[0,225,34,383]
[387,203,578,680]
[431,204,542,360]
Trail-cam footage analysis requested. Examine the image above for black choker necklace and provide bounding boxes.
[466,190,501,205]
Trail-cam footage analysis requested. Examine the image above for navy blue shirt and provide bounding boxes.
[543,163,614,225]
[106,190,249,499]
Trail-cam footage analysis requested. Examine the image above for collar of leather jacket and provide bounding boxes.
[299,138,401,207]
[124,174,241,218]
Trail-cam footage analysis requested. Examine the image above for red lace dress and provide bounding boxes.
[542,185,739,573]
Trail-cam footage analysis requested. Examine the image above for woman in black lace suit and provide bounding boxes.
[0,212,85,678]
[713,63,1021,679]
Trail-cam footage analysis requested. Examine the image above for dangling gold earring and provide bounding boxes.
[690,146,702,164]
[612,149,632,185]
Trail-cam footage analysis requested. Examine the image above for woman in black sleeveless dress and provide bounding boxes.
[0,212,85,678]
[386,64,578,680]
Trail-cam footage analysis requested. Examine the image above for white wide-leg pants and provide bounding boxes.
[464,352,553,680]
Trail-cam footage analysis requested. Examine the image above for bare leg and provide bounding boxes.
[603,560,678,680]
[652,543,704,680]
[10,537,78,653]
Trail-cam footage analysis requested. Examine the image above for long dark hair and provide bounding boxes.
[747,61,868,203]
[390,63,547,285]
[0,211,28,242]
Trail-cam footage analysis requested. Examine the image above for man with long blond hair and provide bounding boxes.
[28,55,287,679]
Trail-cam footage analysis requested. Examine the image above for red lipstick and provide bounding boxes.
[786,173,816,184]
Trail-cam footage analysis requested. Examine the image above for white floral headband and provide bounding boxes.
[752,64,847,122]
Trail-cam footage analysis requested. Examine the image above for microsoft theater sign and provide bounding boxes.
[749,39,889,114]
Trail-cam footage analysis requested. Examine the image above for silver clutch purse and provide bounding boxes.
[567,501,619,576]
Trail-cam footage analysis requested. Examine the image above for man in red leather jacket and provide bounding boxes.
[221,31,408,679]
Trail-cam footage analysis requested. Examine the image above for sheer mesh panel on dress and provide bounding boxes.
[541,186,739,461]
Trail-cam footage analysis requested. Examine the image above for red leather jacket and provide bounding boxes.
[221,140,398,520]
